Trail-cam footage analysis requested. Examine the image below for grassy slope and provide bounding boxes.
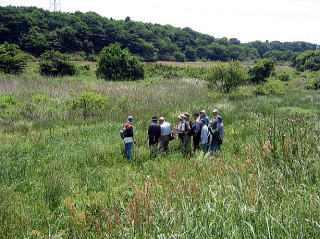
[0,63,319,238]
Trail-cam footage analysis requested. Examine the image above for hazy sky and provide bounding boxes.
[2,0,320,44]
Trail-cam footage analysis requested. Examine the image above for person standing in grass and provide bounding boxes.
[212,109,219,120]
[183,113,193,157]
[120,116,135,162]
[159,117,171,153]
[208,116,224,153]
[175,114,185,147]
[200,110,210,126]
[192,113,201,151]
[200,119,209,153]
[147,116,161,157]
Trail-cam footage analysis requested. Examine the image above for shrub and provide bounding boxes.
[0,94,18,109]
[206,61,248,93]
[174,51,186,62]
[96,43,144,81]
[293,50,320,71]
[0,42,28,74]
[253,79,285,96]
[276,71,291,81]
[249,59,275,83]
[71,91,108,119]
[39,50,76,76]
[304,78,320,90]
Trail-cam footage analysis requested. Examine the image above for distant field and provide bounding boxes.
[0,64,319,238]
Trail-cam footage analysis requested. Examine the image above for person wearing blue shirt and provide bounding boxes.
[193,113,201,151]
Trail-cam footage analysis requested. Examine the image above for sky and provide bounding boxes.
[1,0,320,44]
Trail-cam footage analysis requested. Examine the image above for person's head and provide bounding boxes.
[127,116,133,123]
[212,109,218,117]
[184,112,190,120]
[152,116,158,123]
[200,119,205,126]
[200,110,206,117]
[193,113,199,120]
[178,114,183,121]
[217,116,223,122]
[159,117,165,124]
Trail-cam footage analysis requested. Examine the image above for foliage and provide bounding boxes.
[70,91,108,119]
[276,71,291,81]
[39,50,76,76]
[0,42,28,74]
[253,79,286,96]
[0,94,18,109]
[206,61,248,93]
[249,59,275,83]
[304,77,320,90]
[96,43,145,81]
[1,6,319,62]
[293,50,320,71]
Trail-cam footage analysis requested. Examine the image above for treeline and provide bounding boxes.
[1,6,319,62]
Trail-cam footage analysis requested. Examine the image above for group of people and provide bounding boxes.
[120,109,224,161]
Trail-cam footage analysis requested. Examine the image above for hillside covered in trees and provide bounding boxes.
[1,6,319,62]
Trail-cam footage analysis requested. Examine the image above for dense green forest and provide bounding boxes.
[1,6,319,62]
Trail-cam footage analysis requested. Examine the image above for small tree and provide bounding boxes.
[96,43,144,81]
[207,61,248,93]
[0,42,28,74]
[39,50,76,76]
[249,59,275,84]
[293,50,320,71]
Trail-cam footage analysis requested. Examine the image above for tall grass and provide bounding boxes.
[0,62,319,238]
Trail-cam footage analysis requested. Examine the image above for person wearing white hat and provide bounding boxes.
[200,110,210,126]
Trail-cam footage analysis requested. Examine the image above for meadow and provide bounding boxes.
[0,62,319,238]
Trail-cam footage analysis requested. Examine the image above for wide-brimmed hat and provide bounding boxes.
[159,117,165,121]
[200,110,206,114]
[212,109,218,113]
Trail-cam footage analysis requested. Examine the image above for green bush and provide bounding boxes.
[304,78,320,90]
[0,43,28,74]
[0,94,18,109]
[39,50,76,76]
[249,59,275,83]
[253,79,285,96]
[293,50,320,71]
[276,71,291,81]
[206,61,248,93]
[71,91,108,119]
[96,43,144,81]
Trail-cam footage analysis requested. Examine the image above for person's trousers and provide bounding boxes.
[160,135,170,153]
[124,142,134,161]
[210,143,221,152]
[202,143,208,153]
[193,132,201,151]
[184,135,191,156]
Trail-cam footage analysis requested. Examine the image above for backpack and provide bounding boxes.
[187,120,195,136]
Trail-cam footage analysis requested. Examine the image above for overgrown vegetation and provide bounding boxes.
[293,50,320,71]
[0,61,319,238]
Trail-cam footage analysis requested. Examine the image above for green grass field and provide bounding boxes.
[0,62,319,238]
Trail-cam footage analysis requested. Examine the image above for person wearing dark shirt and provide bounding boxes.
[148,116,161,146]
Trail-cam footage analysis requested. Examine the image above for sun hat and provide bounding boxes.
[159,117,165,121]
[217,116,223,122]
[212,109,218,113]
[200,110,206,114]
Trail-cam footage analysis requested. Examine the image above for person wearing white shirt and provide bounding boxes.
[159,117,171,153]
[200,119,209,153]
